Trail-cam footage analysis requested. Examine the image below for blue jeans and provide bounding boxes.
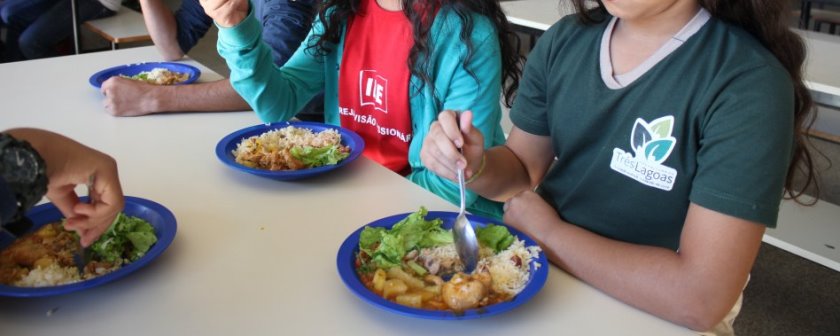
[255,0,324,121]
[1,0,114,61]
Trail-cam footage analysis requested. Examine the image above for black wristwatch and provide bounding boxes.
[0,133,48,224]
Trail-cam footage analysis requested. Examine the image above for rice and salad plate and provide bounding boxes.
[0,196,176,297]
[338,207,548,319]
[215,121,365,180]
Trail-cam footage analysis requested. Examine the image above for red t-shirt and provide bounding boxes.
[338,0,413,175]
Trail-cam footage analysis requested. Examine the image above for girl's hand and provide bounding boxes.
[7,128,124,247]
[503,190,562,245]
[420,110,485,181]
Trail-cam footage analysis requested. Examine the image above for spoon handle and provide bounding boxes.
[457,168,466,212]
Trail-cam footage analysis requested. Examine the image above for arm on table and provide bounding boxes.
[504,191,763,331]
[100,77,250,116]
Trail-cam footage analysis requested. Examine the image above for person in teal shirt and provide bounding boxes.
[201,0,521,219]
[420,0,817,334]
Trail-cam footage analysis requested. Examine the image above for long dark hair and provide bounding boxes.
[571,0,818,202]
[306,0,522,107]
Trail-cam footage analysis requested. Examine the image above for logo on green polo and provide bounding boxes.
[609,116,678,191]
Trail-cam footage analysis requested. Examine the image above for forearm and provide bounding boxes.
[6,128,54,166]
[153,80,250,112]
[535,210,759,331]
[6,128,69,178]
[543,221,698,325]
[139,0,185,60]
[467,146,536,202]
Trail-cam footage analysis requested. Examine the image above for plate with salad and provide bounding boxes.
[0,196,177,297]
[88,62,200,88]
[337,207,548,319]
[215,121,365,181]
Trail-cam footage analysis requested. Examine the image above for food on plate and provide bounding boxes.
[233,126,350,170]
[120,68,190,85]
[0,213,158,287]
[355,207,542,311]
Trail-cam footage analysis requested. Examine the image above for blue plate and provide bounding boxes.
[336,211,548,320]
[0,196,177,297]
[88,62,201,88]
[215,121,365,181]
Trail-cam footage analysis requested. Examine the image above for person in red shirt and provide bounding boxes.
[204,0,524,218]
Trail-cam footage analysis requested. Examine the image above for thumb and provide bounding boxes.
[458,111,485,174]
[459,110,484,148]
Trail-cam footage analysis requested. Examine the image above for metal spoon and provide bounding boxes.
[453,167,480,273]
[72,175,95,273]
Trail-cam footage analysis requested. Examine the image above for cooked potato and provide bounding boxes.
[395,293,423,308]
[372,269,387,292]
[383,279,408,299]
[387,267,425,289]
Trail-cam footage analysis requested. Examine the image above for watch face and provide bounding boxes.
[1,147,40,184]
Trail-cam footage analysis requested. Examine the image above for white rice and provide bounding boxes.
[232,126,345,170]
[236,126,342,153]
[416,238,542,296]
[141,68,188,85]
[477,239,542,295]
[14,263,81,287]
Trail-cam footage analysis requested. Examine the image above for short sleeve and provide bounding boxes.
[690,64,795,227]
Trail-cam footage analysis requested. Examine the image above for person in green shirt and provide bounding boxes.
[421,0,817,334]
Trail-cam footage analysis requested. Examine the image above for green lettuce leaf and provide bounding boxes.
[357,207,452,270]
[476,223,515,253]
[359,226,386,256]
[290,144,349,167]
[90,213,158,262]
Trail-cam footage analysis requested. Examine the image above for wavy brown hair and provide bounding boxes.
[571,0,818,202]
[305,0,522,107]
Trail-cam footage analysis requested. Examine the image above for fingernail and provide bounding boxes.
[455,140,463,148]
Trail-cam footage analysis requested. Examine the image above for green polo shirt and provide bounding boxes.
[511,14,794,250]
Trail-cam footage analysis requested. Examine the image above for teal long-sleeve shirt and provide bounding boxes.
[216,5,506,219]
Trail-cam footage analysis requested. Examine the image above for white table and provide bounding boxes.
[500,0,840,109]
[0,47,693,335]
